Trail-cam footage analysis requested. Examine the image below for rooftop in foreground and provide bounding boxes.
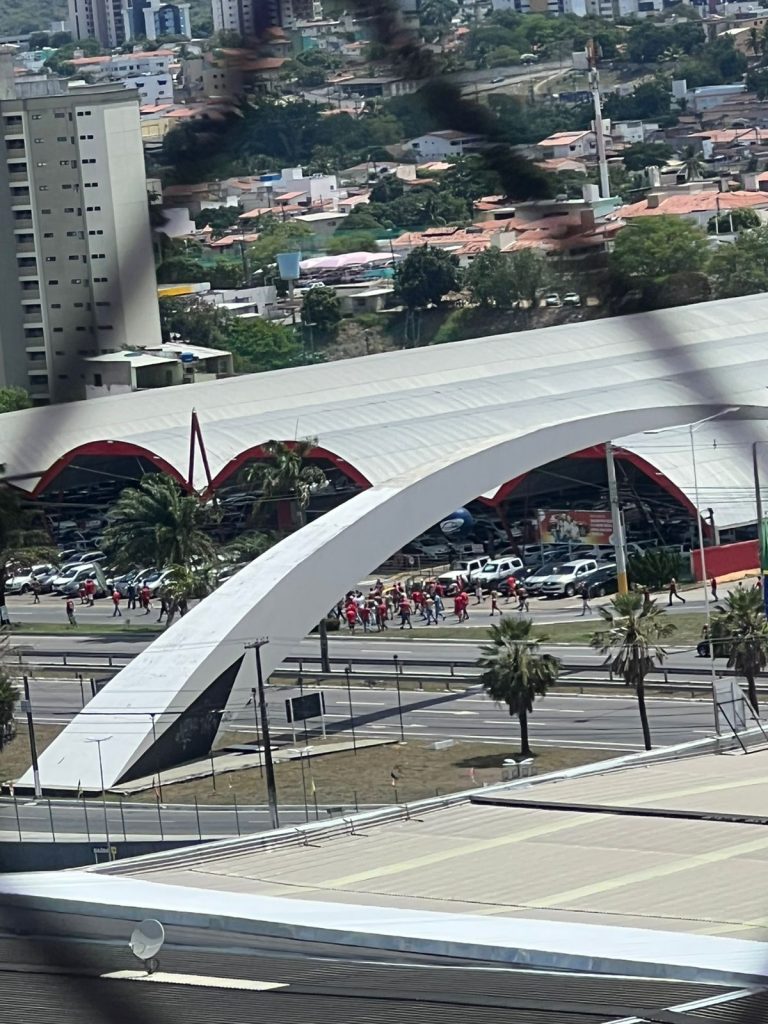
[112,746,768,942]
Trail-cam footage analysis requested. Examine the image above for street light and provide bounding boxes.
[646,407,739,733]
[85,735,112,853]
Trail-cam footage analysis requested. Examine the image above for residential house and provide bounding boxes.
[536,129,612,160]
[403,129,485,159]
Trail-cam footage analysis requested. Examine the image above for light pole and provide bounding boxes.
[245,638,279,830]
[85,735,112,852]
[647,407,739,733]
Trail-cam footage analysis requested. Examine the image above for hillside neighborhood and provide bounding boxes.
[3,0,768,393]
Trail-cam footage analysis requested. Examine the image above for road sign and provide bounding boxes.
[285,691,326,724]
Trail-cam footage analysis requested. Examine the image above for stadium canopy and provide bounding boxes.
[15,293,768,792]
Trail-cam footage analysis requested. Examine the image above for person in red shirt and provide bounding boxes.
[398,596,412,629]
[505,576,517,604]
[345,602,358,632]
[377,599,389,630]
[84,577,96,606]
[140,584,151,613]
[458,590,470,622]
[111,588,122,617]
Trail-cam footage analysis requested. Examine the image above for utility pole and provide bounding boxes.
[21,676,41,798]
[753,441,763,527]
[605,442,629,595]
[587,39,610,199]
[245,639,279,830]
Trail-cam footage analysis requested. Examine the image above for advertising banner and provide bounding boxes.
[537,509,614,546]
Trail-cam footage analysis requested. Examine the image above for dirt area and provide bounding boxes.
[127,740,615,807]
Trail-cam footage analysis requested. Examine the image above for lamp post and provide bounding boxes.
[647,407,739,733]
[85,735,112,852]
[245,638,279,830]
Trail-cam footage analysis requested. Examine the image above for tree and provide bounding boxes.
[394,246,461,310]
[621,142,674,172]
[627,548,683,590]
[0,488,55,623]
[506,248,551,309]
[680,144,704,182]
[301,286,342,339]
[610,217,710,281]
[591,592,676,750]
[478,617,560,757]
[327,233,380,255]
[714,586,768,713]
[102,475,217,570]
[465,248,519,309]
[227,318,304,373]
[707,208,761,235]
[747,65,768,100]
[247,220,312,282]
[710,227,768,299]
[245,439,331,671]
[0,387,31,414]
[159,297,233,347]
[0,658,17,751]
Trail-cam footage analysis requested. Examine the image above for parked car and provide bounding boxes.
[449,540,487,559]
[585,563,619,598]
[543,292,561,307]
[539,559,599,598]
[474,556,525,590]
[142,568,174,595]
[51,563,98,594]
[563,292,581,306]
[7,564,57,594]
[411,537,452,560]
[524,564,564,594]
[60,569,107,599]
[437,556,489,587]
[114,567,159,596]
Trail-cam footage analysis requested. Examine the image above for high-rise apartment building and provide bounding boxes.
[211,0,314,37]
[0,54,161,404]
[124,0,193,41]
[69,0,127,48]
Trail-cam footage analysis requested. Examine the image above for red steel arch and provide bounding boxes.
[31,441,190,498]
[206,442,372,496]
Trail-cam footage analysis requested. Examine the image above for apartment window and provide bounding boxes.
[92,253,106,260]
[38,185,48,191]
[43,235,54,241]
[57,136,66,142]
[64,207,74,213]
[45,255,56,261]
[59,159,70,166]
[76,326,86,332]
[68,255,79,261]
[74,301,84,307]
[48,280,58,285]
[99,325,113,330]
[89,230,104,235]
[51,303,61,308]
[36,162,47,167]
[41,209,51,214]
[82,158,96,164]
[94,373,103,387]
[61,184,72,190]
[86,206,101,212]
[31,114,42,120]
[53,327,63,333]
[80,134,94,140]
[54,112,66,119]
[95,301,110,307]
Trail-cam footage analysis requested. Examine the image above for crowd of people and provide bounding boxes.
[334,573,531,631]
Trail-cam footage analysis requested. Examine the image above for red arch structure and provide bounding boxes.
[31,441,190,498]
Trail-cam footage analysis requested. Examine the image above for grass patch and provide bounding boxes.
[132,741,615,807]
[0,723,64,784]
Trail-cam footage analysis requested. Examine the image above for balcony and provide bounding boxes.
[15,242,37,254]
[8,170,29,183]
[23,310,43,324]
[21,289,41,301]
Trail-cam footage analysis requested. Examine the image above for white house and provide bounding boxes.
[123,73,174,106]
[536,129,611,160]
[403,130,485,159]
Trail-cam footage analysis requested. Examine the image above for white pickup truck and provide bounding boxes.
[437,556,489,587]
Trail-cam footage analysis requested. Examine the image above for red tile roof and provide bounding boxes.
[616,190,768,218]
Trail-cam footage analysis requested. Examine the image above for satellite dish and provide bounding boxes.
[129,919,165,973]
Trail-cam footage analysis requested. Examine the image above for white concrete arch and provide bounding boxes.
[26,393,761,793]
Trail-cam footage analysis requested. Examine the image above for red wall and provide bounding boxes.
[691,539,759,581]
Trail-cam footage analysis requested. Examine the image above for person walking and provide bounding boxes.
[399,595,412,629]
[31,579,41,604]
[140,584,151,614]
[433,591,446,621]
[505,576,516,604]
[710,576,718,603]
[78,581,87,605]
[668,578,686,605]
[697,624,711,658]
[423,594,436,625]
[474,583,483,605]
[377,598,389,630]
[458,589,470,622]
[111,588,122,617]
[65,597,77,628]
[579,582,591,616]
[84,577,95,606]
[517,585,529,613]
[489,589,500,617]
[126,581,137,610]
[345,602,357,632]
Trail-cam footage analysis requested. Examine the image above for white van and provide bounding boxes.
[51,562,97,594]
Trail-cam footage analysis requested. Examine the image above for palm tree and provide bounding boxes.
[245,438,327,532]
[102,474,217,570]
[715,586,768,714]
[0,487,55,623]
[591,592,676,750]
[681,144,704,182]
[478,617,560,757]
[245,438,331,670]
